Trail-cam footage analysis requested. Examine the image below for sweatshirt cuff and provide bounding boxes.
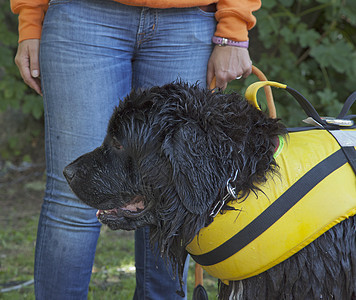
[17,6,46,42]
[214,11,253,42]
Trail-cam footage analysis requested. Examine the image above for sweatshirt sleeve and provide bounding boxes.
[215,0,261,41]
[10,0,49,42]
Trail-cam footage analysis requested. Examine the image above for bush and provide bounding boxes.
[247,0,356,126]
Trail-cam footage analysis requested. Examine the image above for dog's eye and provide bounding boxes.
[112,137,124,150]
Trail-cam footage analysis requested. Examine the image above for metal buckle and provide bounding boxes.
[220,38,228,46]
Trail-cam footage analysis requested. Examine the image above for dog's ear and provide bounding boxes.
[161,124,222,214]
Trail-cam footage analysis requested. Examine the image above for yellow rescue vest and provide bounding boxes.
[186,84,356,284]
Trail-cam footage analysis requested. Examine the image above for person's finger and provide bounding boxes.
[19,58,42,95]
[29,44,40,79]
[215,72,229,90]
[206,60,215,89]
[29,77,42,96]
[242,64,252,78]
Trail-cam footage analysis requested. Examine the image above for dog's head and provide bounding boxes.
[64,82,286,254]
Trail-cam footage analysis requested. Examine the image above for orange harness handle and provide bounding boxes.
[195,263,204,287]
[209,66,277,119]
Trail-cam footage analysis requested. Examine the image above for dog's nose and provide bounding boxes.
[63,164,76,183]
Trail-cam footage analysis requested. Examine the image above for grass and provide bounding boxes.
[0,167,218,299]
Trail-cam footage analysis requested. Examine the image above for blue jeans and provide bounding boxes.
[37,0,216,299]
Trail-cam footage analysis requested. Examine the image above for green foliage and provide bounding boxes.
[0,1,43,118]
[253,0,356,126]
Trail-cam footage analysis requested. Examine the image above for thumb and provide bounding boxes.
[28,43,40,78]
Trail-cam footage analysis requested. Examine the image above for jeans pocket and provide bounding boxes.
[196,6,216,17]
[49,0,73,5]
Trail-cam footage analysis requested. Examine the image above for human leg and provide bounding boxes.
[132,7,216,299]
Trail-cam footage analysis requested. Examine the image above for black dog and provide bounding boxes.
[64,82,356,299]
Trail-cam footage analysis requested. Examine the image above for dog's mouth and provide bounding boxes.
[96,195,147,221]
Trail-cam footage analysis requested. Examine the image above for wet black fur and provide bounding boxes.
[64,82,356,299]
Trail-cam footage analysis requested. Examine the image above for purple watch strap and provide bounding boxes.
[212,36,249,48]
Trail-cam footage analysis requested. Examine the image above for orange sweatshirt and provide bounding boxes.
[10,0,261,43]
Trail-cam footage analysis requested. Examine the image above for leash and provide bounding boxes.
[193,66,275,299]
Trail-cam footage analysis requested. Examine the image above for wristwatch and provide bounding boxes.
[212,36,249,48]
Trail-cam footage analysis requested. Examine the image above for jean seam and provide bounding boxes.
[136,8,157,48]
[144,228,149,299]
[35,78,53,297]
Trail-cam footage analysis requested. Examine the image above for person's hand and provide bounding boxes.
[14,39,42,96]
[207,45,252,90]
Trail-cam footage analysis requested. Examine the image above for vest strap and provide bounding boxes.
[341,146,356,174]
